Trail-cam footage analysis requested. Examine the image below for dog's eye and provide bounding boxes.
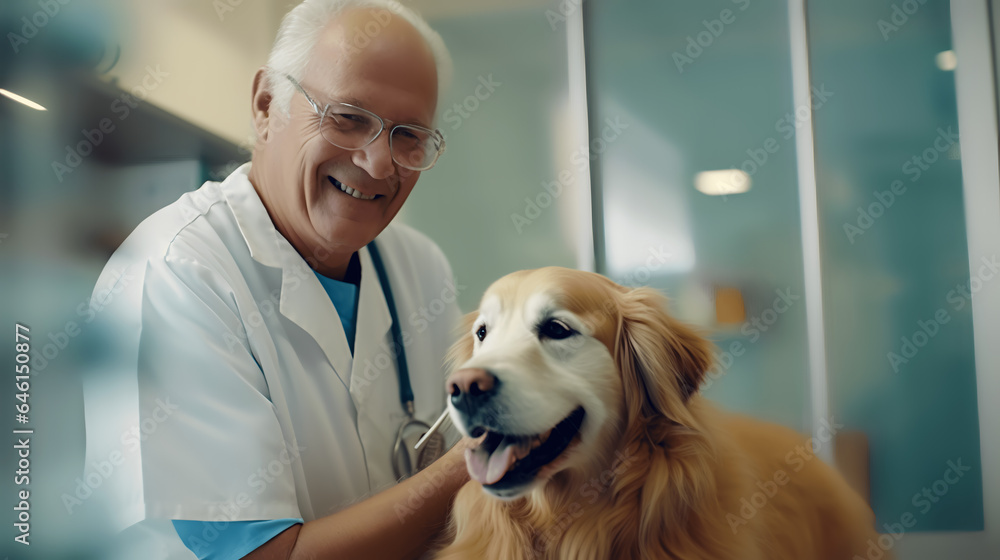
[539,319,575,340]
[476,324,487,342]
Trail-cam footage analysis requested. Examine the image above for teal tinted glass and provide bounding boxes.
[808,0,983,532]
[586,0,984,533]
[586,0,811,431]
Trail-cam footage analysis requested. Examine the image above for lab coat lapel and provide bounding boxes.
[276,251,354,388]
[222,164,354,386]
[349,245,398,489]
[350,246,393,407]
[222,163,282,269]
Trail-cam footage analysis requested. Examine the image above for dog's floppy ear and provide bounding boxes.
[445,311,479,373]
[614,287,713,422]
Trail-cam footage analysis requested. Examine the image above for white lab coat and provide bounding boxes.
[81,163,461,557]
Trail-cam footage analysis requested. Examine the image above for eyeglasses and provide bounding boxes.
[285,74,445,172]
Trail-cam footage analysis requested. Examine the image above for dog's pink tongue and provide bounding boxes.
[465,438,520,485]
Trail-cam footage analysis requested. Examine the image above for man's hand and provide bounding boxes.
[244,435,479,560]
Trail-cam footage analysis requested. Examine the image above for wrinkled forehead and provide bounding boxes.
[479,269,620,344]
[305,7,438,124]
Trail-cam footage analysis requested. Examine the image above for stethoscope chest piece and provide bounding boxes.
[392,415,447,480]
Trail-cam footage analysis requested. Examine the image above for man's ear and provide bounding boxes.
[251,68,273,142]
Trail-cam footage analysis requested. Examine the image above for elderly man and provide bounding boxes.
[82,1,471,558]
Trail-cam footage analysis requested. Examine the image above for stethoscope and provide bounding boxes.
[366,241,447,480]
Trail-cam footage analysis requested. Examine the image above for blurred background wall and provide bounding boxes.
[0,0,997,558]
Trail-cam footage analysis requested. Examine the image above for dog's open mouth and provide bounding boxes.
[465,407,585,491]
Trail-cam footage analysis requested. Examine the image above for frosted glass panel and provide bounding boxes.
[400,5,584,312]
[808,0,983,531]
[586,0,811,431]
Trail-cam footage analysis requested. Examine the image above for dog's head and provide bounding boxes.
[445,267,713,499]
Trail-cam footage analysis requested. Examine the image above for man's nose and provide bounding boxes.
[447,368,498,418]
[351,129,396,180]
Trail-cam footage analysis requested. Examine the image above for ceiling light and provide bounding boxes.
[0,88,47,111]
[695,169,751,196]
[936,50,957,71]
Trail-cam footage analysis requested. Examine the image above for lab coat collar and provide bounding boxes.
[221,163,392,393]
[221,163,284,270]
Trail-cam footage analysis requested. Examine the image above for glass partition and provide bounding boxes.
[586,0,811,431]
[401,4,586,312]
[586,0,985,532]
[808,0,983,532]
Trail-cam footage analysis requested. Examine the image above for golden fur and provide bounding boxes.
[433,267,883,560]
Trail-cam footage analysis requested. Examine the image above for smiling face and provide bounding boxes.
[249,8,438,277]
[446,268,629,498]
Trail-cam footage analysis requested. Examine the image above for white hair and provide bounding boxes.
[264,0,452,119]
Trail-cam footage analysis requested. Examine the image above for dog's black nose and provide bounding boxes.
[447,368,498,417]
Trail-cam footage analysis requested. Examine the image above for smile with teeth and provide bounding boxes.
[329,176,380,200]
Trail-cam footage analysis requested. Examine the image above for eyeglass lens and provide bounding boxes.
[322,106,438,170]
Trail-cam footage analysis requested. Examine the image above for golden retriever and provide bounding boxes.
[433,267,884,560]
